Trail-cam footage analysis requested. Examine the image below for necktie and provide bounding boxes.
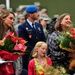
[32,23,35,30]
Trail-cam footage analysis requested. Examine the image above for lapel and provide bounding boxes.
[35,23,41,32]
[25,20,36,32]
[35,22,38,31]
[25,20,33,32]
[25,20,32,28]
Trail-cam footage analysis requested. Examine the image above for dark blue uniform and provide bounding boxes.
[18,20,46,70]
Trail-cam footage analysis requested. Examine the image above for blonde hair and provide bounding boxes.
[32,41,48,58]
[54,13,71,32]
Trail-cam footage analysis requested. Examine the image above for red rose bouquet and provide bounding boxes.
[59,28,75,52]
[0,32,27,75]
[59,28,75,70]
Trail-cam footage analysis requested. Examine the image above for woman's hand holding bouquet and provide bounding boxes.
[0,32,27,75]
[59,28,75,70]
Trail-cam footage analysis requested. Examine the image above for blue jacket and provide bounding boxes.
[18,20,46,51]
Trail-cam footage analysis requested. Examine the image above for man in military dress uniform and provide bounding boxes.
[18,5,46,70]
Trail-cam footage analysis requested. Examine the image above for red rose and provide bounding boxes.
[19,37,27,45]
[5,32,13,38]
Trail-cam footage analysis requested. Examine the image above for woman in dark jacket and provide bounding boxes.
[47,13,75,74]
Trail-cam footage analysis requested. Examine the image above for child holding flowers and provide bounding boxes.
[28,41,52,75]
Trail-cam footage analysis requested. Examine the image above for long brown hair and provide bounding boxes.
[0,11,17,40]
[54,13,71,32]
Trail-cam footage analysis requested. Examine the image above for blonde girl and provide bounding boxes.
[28,41,52,75]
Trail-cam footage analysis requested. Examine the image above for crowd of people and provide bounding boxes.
[0,2,75,75]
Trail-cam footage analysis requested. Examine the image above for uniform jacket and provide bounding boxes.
[18,20,46,51]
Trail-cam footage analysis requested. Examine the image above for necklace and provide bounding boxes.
[34,58,47,75]
[37,59,45,64]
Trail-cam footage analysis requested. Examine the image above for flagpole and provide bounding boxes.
[6,0,10,9]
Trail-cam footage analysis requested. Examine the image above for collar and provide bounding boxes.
[27,19,35,27]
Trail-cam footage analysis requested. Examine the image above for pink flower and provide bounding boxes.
[14,44,27,52]
[11,36,18,43]
[0,32,27,61]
